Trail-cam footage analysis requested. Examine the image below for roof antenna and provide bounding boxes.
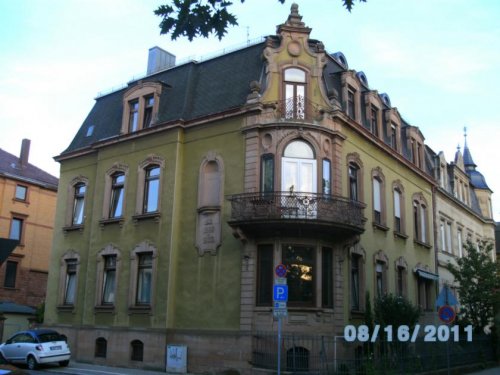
[246,26,250,45]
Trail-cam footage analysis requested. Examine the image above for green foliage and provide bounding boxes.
[35,301,45,324]
[447,241,500,333]
[364,291,374,354]
[374,293,420,328]
[155,0,367,41]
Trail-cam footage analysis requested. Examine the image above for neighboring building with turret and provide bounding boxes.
[430,131,495,300]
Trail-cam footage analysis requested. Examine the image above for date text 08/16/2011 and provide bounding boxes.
[344,324,473,343]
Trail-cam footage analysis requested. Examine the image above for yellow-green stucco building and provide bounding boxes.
[44,5,493,373]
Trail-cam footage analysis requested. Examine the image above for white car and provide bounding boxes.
[0,329,70,370]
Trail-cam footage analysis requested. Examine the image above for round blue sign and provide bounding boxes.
[438,305,456,324]
[275,264,287,278]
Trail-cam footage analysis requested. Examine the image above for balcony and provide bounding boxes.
[227,192,366,239]
[261,96,326,123]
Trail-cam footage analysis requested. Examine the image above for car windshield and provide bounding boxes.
[37,332,64,343]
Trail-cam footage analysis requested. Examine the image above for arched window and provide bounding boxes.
[65,176,89,229]
[95,245,121,308]
[131,340,144,361]
[283,68,306,119]
[135,156,165,219]
[281,140,316,194]
[95,337,107,358]
[143,165,160,213]
[347,152,364,202]
[128,241,157,310]
[72,183,86,225]
[109,172,125,218]
[286,346,309,372]
[121,82,162,134]
[102,164,128,222]
[349,164,360,201]
[413,194,429,245]
[58,250,80,308]
[371,168,386,227]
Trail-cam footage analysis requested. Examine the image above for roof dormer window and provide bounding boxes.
[121,82,162,134]
[128,100,140,132]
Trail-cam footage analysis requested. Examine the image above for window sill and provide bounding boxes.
[12,198,29,205]
[63,225,84,233]
[350,309,365,319]
[414,239,432,249]
[57,304,75,312]
[99,217,124,227]
[372,222,389,231]
[128,305,152,314]
[132,212,161,223]
[95,305,115,313]
[394,231,408,240]
[253,306,334,313]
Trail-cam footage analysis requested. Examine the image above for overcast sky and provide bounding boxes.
[1,0,499,221]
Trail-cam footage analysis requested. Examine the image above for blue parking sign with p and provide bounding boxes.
[273,285,288,301]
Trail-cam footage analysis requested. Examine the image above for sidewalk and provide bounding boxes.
[47,361,187,375]
[467,366,500,375]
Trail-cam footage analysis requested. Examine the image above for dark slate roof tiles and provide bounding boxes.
[62,42,266,155]
[0,148,58,189]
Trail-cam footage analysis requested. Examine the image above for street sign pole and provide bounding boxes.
[277,315,281,375]
[273,264,288,375]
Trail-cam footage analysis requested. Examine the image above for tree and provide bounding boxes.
[155,0,367,41]
[374,293,421,329]
[447,241,500,333]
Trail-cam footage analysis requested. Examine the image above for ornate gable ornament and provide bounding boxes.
[276,3,311,34]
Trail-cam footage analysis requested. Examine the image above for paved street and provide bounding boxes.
[21,361,170,375]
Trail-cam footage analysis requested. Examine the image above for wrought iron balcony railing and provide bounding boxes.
[268,96,325,122]
[227,192,366,233]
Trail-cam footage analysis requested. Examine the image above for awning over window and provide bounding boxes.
[0,238,19,264]
[415,268,439,281]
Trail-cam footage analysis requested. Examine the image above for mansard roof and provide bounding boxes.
[463,140,476,169]
[0,148,58,190]
[59,5,433,178]
[463,136,490,190]
[62,41,266,155]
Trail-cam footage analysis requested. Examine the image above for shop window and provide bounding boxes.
[256,244,335,309]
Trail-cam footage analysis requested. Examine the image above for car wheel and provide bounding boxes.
[59,360,69,367]
[27,355,38,370]
[0,352,7,364]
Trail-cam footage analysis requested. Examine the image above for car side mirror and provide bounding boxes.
[5,340,11,345]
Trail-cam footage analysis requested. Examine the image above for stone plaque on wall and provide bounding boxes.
[196,210,221,256]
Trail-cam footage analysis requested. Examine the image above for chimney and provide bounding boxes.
[19,139,30,168]
[147,46,176,75]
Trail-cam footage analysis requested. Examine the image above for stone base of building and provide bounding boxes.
[45,324,253,374]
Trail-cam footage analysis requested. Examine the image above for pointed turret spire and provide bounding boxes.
[462,126,477,170]
[461,127,491,191]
